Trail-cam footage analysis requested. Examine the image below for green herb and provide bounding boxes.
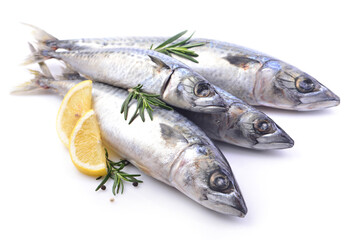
[120,84,173,124]
[95,149,143,195]
[150,30,206,63]
[120,31,203,124]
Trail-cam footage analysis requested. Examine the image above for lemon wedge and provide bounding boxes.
[69,109,107,176]
[56,80,92,147]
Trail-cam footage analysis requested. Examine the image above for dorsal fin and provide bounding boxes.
[160,123,188,146]
[149,55,171,70]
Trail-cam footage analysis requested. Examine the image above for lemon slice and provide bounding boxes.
[56,80,92,147]
[69,109,107,176]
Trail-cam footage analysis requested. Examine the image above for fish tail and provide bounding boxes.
[22,43,54,66]
[11,69,53,94]
[22,23,59,65]
[15,44,55,94]
[16,41,58,94]
[23,23,59,51]
[25,43,55,79]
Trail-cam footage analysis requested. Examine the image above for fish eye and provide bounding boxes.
[209,170,230,191]
[254,119,273,134]
[296,77,315,93]
[194,82,211,97]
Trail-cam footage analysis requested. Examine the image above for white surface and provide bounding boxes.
[1,1,359,239]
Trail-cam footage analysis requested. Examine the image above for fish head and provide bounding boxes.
[224,104,294,149]
[171,144,247,217]
[255,60,340,110]
[163,68,228,113]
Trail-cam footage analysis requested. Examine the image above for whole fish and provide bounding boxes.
[178,85,294,149]
[60,67,294,150]
[28,25,340,111]
[25,46,228,114]
[12,70,247,217]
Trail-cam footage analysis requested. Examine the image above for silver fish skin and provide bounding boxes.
[26,45,228,114]
[58,67,294,150]
[30,24,339,111]
[13,71,247,217]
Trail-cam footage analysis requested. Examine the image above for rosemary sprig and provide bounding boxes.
[120,31,203,124]
[150,30,206,63]
[120,84,173,124]
[96,149,143,195]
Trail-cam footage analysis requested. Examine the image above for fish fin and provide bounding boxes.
[149,55,171,70]
[223,55,260,69]
[160,123,188,146]
[38,61,54,79]
[13,55,55,95]
[28,42,54,79]
[58,64,87,80]
[22,44,53,66]
[11,69,49,95]
[23,23,58,50]
[22,24,58,65]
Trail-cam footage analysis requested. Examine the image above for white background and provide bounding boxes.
[1,0,359,239]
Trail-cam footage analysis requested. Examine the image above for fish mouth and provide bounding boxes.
[232,192,248,217]
[198,104,228,113]
[208,193,248,217]
[254,128,294,150]
[297,97,340,111]
[296,88,340,111]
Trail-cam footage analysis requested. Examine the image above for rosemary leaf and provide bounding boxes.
[95,172,111,191]
[121,92,134,120]
[105,148,109,159]
[121,84,173,124]
[168,49,199,63]
[171,47,199,57]
[95,148,142,195]
[167,32,194,48]
[140,100,146,122]
[182,42,206,49]
[142,93,161,97]
[151,30,205,63]
[146,107,153,120]
[112,174,118,195]
[154,30,187,50]
[128,97,142,123]
[128,113,139,125]
[120,177,125,194]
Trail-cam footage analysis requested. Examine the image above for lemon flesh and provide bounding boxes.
[56,80,92,147]
[69,109,107,176]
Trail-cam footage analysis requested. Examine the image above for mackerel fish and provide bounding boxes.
[28,25,340,111]
[25,36,228,114]
[12,70,248,217]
